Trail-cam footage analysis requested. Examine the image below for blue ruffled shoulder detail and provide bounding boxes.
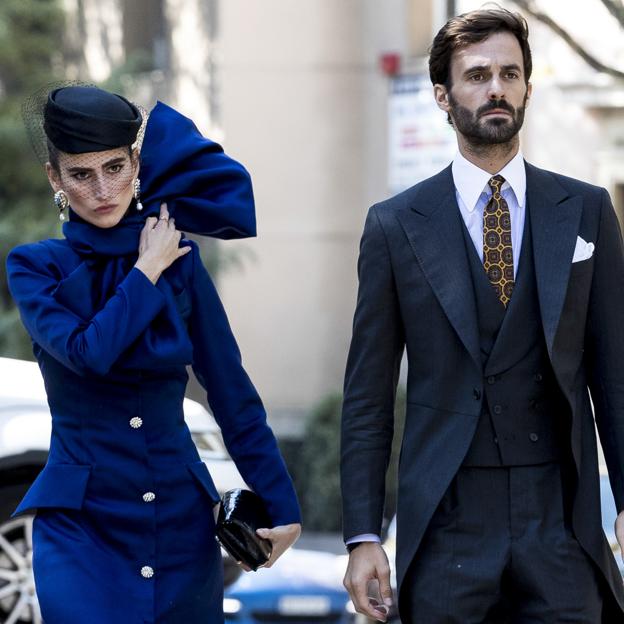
[139,101,256,239]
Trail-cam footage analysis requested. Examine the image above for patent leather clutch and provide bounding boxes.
[216,489,272,571]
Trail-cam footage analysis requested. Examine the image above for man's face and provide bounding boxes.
[435,31,532,146]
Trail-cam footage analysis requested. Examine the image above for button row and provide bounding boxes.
[482,373,543,384]
[129,417,156,578]
[494,433,540,443]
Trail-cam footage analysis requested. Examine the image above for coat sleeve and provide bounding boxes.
[6,243,167,376]
[186,241,301,526]
[585,189,624,512]
[341,205,405,540]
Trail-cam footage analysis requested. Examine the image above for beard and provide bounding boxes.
[448,91,528,146]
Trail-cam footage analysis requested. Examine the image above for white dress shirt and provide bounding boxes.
[346,151,528,548]
[452,149,527,277]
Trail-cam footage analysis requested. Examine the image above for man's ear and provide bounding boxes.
[433,83,450,114]
[45,162,61,193]
[525,81,532,107]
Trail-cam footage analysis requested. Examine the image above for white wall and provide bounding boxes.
[216,0,412,433]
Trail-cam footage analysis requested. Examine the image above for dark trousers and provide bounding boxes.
[404,463,603,623]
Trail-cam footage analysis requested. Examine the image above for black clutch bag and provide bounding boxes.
[216,489,273,571]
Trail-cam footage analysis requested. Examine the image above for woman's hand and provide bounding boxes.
[135,203,191,284]
[254,523,302,569]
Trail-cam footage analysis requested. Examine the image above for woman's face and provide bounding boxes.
[46,147,138,229]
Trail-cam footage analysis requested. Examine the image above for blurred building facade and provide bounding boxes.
[60,0,624,436]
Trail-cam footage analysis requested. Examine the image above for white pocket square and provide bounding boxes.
[572,236,595,263]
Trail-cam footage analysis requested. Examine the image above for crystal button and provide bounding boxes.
[142,492,156,503]
[129,417,143,429]
[141,566,154,578]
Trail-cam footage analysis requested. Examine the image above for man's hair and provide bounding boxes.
[429,8,532,87]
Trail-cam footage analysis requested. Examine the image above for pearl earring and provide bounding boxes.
[54,190,69,221]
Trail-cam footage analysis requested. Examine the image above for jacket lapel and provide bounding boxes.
[526,162,583,357]
[396,166,481,370]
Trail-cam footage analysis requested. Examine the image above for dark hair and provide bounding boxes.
[429,8,532,87]
[47,139,135,174]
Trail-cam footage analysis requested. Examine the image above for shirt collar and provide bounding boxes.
[452,149,526,213]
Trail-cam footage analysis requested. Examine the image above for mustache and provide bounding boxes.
[477,100,515,116]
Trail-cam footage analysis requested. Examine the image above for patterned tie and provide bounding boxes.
[483,175,514,307]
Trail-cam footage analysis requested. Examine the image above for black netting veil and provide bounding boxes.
[22,82,149,213]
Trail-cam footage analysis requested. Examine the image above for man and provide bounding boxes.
[341,8,624,623]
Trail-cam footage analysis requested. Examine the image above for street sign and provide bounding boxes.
[388,74,456,194]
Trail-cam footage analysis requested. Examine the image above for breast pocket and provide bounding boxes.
[566,256,594,306]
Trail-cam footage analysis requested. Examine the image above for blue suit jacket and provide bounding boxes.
[8,239,301,527]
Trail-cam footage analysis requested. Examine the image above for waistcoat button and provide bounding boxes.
[473,389,481,400]
[529,432,539,442]
[129,417,143,429]
[487,376,496,385]
[493,405,502,415]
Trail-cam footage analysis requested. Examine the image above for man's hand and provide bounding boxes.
[343,542,393,622]
[615,511,624,562]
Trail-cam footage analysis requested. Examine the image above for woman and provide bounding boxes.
[7,85,301,623]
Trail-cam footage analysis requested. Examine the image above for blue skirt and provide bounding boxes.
[32,466,224,624]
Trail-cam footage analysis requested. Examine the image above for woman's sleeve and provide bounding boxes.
[6,243,167,376]
[187,241,301,526]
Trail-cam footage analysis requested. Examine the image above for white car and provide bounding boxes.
[0,356,245,624]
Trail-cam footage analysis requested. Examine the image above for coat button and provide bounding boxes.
[142,492,156,502]
[129,417,143,429]
[487,376,496,385]
[534,373,543,382]
[493,405,502,414]
[473,389,481,400]
[529,433,539,442]
[141,566,154,578]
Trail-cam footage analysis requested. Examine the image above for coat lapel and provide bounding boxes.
[396,166,481,370]
[526,162,583,357]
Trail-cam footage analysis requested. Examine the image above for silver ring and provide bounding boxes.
[158,216,168,221]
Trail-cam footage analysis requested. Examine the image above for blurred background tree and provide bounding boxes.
[285,387,406,533]
[510,0,624,79]
[0,0,65,359]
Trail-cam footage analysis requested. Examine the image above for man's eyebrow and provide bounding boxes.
[463,63,522,76]
[463,65,490,76]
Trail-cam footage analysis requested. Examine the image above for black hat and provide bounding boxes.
[43,86,142,154]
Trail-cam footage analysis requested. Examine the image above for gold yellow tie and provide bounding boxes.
[483,175,514,307]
